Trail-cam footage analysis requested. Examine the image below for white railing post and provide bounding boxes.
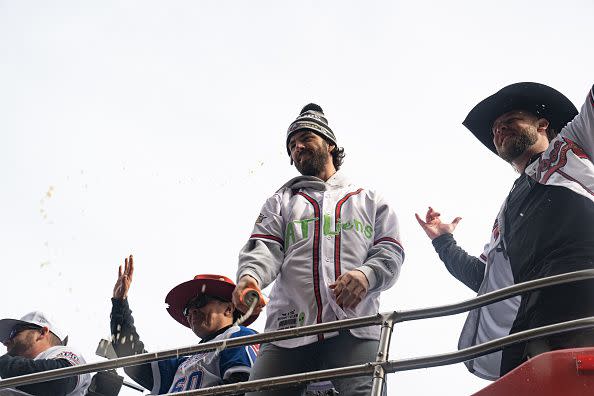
[370,315,394,396]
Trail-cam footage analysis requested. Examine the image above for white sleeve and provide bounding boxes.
[357,193,405,292]
[562,84,594,160]
[237,194,285,288]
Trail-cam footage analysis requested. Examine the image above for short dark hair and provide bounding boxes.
[520,111,558,142]
[545,124,557,141]
[331,146,345,170]
[320,135,345,170]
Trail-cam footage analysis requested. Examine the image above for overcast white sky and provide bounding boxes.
[1,1,593,395]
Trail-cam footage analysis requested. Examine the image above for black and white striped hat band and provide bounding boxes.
[286,104,337,155]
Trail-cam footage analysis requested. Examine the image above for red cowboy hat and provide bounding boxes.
[165,274,258,327]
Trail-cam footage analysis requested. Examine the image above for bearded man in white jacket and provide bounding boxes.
[233,103,405,396]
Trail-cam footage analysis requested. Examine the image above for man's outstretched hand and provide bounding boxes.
[415,207,462,240]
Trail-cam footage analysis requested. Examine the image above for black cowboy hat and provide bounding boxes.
[462,82,578,155]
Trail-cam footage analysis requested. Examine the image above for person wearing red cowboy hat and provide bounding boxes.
[109,255,259,394]
[416,82,594,381]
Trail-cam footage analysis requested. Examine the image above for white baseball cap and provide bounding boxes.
[0,311,68,345]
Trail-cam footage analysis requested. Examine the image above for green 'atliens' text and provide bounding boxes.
[284,215,373,249]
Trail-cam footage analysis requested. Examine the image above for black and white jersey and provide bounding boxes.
[434,85,594,380]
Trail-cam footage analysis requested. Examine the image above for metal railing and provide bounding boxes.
[2,269,594,395]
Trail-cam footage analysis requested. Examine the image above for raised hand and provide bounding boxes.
[329,269,369,309]
[113,255,134,300]
[415,207,462,240]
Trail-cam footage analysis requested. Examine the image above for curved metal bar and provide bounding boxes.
[166,317,594,396]
[0,314,383,390]
[394,269,594,322]
[386,316,594,372]
[1,269,593,390]
[173,363,375,395]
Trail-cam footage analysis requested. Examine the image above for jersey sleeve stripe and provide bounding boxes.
[373,237,404,251]
[250,234,284,246]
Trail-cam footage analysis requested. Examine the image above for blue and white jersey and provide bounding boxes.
[149,325,258,394]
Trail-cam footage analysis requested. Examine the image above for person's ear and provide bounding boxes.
[536,118,550,135]
[37,327,49,342]
[225,302,234,317]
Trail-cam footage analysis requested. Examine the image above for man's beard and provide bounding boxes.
[295,146,330,177]
[496,127,539,163]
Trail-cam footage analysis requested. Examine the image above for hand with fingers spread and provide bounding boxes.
[415,206,462,240]
[329,270,369,309]
[113,254,134,300]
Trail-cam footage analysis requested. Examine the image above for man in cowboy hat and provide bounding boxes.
[233,103,404,395]
[0,311,91,395]
[110,255,258,394]
[416,82,594,380]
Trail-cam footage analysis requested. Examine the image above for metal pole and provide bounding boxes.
[174,363,376,396]
[370,314,394,396]
[1,270,593,390]
[0,314,385,390]
[395,269,594,323]
[384,316,594,372]
[172,316,594,396]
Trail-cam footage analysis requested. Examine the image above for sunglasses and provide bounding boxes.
[4,324,43,342]
[183,295,228,317]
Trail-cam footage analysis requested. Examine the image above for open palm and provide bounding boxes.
[113,255,134,299]
[415,207,462,240]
